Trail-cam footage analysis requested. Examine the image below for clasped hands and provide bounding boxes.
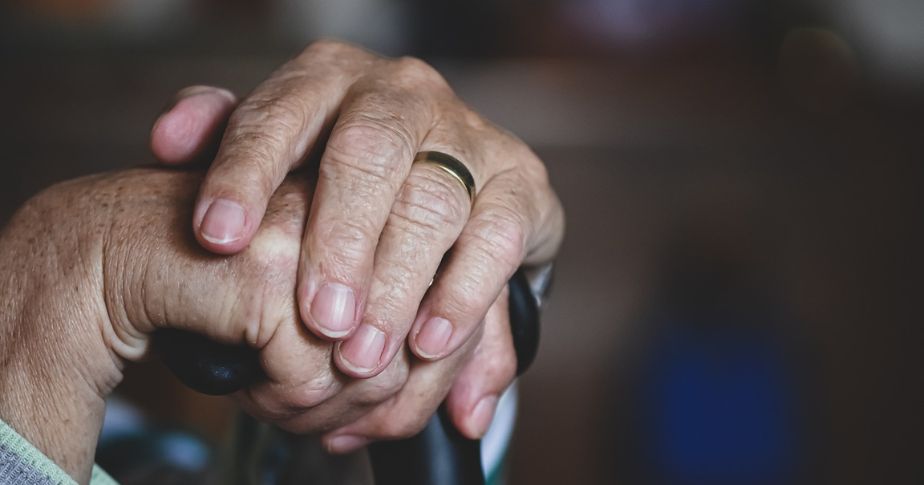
[0,40,564,483]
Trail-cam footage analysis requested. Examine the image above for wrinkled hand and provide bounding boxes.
[0,168,518,483]
[150,41,564,388]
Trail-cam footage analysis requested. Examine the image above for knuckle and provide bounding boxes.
[366,267,414,317]
[211,147,281,200]
[246,228,301,281]
[324,120,413,187]
[391,169,468,235]
[245,371,339,419]
[315,216,378,271]
[282,374,339,410]
[459,105,490,131]
[439,275,484,320]
[223,117,285,154]
[465,207,527,270]
[394,56,449,91]
[243,382,330,424]
[234,93,306,141]
[260,182,312,236]
[303,38,358,57]
[299,39,377,73]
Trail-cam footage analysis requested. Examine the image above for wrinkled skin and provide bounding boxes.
[150,40,565,393]
[148,39,565,458]
[0,40,567,485]
[0,169,516,483]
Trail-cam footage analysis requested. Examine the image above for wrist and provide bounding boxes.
[0,180,123,482]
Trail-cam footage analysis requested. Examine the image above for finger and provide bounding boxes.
[298,58,453,344]
[244,348,410,435]
[150,85,237,165]
[444,289,516,439]
[321,322,484,453]
[234,312,346,427]
[333,145,477,377]
[407,165,543,362]
[192,43,372,254]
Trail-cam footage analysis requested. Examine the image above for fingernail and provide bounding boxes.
[326,435,368,454]
[339,324,386,373]
[200,199,245,244]
[469,395,499,438]
[310,283,356,338]
[415,317,453,359]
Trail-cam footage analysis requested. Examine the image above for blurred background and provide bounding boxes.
[1,0,922,483]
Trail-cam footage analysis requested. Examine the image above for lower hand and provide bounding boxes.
[0,168,518,482]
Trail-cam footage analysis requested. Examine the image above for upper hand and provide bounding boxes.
[150,40,565,380]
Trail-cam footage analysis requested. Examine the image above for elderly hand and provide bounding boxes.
[149,40,565,385]
[0,168,516,483]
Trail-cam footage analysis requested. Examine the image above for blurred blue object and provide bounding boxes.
[642,324,797,484]
[97,397,212,484]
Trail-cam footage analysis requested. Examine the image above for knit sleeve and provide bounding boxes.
[0,418,117,485]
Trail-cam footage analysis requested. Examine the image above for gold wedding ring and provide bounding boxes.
[413,151,476,203]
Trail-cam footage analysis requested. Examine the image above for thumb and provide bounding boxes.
[150,85,237,165]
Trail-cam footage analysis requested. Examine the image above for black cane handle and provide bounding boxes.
[157,268,540,485]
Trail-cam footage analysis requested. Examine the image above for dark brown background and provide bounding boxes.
[1,1,922,483]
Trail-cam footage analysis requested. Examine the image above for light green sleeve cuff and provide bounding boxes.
[90,467,117,485]
[0,417,117,485]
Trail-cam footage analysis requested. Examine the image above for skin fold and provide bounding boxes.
[0,168,517,484]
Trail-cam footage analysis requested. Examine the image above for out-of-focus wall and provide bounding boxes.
[1,1,922,484]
